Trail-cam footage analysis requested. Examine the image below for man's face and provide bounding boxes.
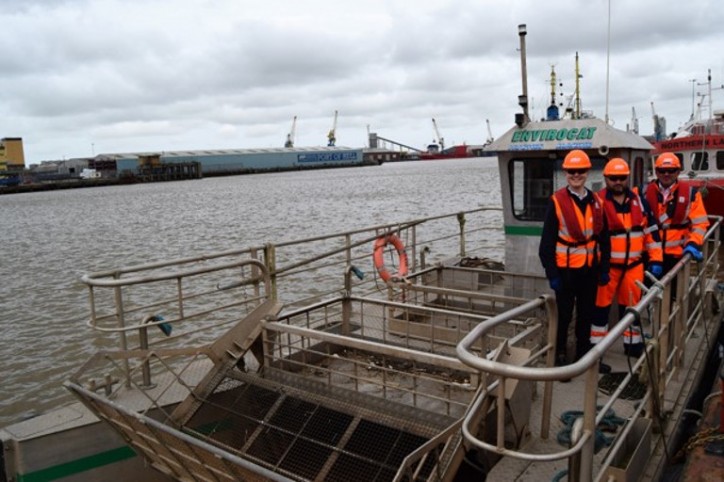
[656,167,679,188]
[565,168,589,190]
[605,174,628,194]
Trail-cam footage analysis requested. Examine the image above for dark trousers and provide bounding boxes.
[556,267,597,361]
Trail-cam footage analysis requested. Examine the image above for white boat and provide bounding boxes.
[2,27,722,482]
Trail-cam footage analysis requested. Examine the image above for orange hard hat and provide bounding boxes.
[655,152,681,169]
[562,149,592,169]
[603,158,630,176]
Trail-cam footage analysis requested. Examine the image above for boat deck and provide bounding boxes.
[7,209,720,482]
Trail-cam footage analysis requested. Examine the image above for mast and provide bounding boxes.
[604,0,611,124]
[517,24,530,126]
[547,65,560,121]
[574,52,582,120]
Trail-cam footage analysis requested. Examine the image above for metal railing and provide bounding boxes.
[455,216,722,482]
[79,208,503,384]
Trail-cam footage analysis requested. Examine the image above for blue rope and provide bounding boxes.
[556,407,624,454]
[552,468,568,482]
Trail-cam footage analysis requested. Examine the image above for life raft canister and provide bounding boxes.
[373,234,409,282]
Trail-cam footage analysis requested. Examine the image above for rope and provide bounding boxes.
[552,468,568,482]
[556,407,625,454]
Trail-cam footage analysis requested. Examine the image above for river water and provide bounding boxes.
[0,157,503,427]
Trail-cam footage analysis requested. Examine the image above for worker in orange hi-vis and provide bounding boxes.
[591,158,663,359]
[538,150,610,376]
[644,152,709,270]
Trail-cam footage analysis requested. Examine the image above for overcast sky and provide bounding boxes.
[3,0,723,163]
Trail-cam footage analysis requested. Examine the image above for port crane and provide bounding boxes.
[327,110,338,146]
[651,102,666,141]
[485,119,494,145]
[629,107,639,134]
[285,116,297,148]
[431,118,445,151]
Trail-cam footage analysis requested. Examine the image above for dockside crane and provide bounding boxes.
[431,118,445,151]
[285,116,297,148]
[327,110,338,146]
[485,119,494,145]
[629,107,639,134]
[651,102,666,141]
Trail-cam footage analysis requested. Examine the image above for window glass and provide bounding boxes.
[509,156,605,221]
[510,159,554,221]
[716,151,724,170]
[691,152,709,171]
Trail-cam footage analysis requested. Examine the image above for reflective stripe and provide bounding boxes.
[590,325,608,344]
[611,231,644,240]
[555,246,597,255]
[611,250,642,260]
[665,238,685,247]
[622,329,642,345]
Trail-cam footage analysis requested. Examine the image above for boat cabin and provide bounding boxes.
[485,117,652,280]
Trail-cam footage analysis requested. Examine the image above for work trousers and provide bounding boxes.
[595,263,644,308]
[593,263,645,349]
[555,266,597,361]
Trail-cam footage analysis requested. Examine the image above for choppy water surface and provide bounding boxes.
[0,158,502,426]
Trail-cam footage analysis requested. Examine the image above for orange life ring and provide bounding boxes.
[373,234,409,282]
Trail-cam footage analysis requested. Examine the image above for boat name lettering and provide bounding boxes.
[297,152,358,163]
[511,127,597,143]
[509,143,544,151]
[658,136,724,151]
[556,141,594,150]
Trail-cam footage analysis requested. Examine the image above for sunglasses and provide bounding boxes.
[656,168,678,174]
[606,175,627,182]
[566,169,589,175]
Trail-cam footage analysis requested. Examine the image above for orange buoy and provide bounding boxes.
[373,234,409,282]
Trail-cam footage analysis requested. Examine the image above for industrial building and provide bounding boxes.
[102,146,366,178]
[0,137,25,170]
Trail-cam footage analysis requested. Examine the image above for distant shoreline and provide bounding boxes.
[0,161,381,195]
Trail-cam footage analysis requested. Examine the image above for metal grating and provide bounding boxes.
[181,372,450,482]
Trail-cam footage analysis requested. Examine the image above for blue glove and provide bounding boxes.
[683,244,703,262]
[549,277,562,292]
[649,262,663,279]
[598,272,610,286]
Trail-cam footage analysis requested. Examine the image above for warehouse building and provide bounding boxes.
[105,146,365,177]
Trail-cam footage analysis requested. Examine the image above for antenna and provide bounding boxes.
[689,78,697,120]
[604,0,611,124]
[574,52,582,119]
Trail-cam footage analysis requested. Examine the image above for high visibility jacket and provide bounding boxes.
[552,187,603,268]
[644,181,709,256]
[599,188,663,267]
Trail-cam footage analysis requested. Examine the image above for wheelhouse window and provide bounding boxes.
[508,156,606,222]
[716,151,724,170]
[690,151,709,171]
[632,156,645,187]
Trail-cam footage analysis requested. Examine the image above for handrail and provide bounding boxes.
[83,259,271,333]
[82,258,270,288]
[455,215,722,480]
